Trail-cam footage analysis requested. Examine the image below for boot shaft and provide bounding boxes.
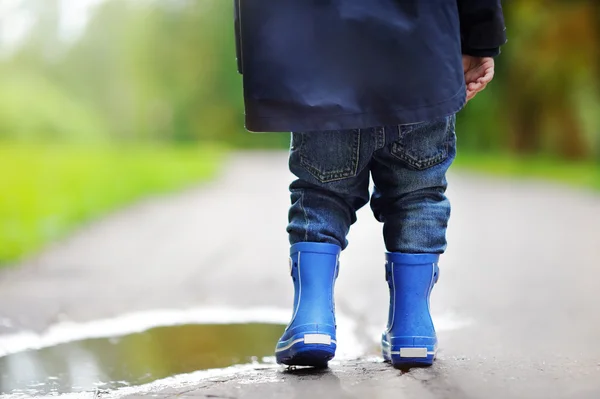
[289,242,340,329]
[385,253,439,334]
[276,242,341,367]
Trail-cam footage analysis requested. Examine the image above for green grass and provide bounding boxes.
[0,143,225,265]
[454,152,600,191]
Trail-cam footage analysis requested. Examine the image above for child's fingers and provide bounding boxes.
[467,82,483,92]
[466,81,489,102]
[466,63,495,86]
[479,67,495,84]
[474,81,488,92]
[471,79,490,92]
[466,88,477,101]
[465,60,494,102]
[464,70,481,85]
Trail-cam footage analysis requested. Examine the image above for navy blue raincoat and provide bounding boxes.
[234,0,506,132]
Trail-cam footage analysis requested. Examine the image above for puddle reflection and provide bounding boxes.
[0,323,285,396]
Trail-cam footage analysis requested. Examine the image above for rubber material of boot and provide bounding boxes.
[382,253,440,368]
[276,242,340,368]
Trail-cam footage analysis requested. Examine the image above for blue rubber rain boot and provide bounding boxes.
[382,253,440,368]
[275,242,340,368]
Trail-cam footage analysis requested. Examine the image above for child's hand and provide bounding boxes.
[462,55,495,102]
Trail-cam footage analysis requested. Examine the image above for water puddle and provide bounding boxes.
[0,323,285,396]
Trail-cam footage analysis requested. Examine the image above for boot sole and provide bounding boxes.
[278,346,334,368]
[382,339,436,369]
[276,334,336,368]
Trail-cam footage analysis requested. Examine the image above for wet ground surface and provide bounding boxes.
[0,152,599,398]
[0,323,284,396]
[129,358,600,399]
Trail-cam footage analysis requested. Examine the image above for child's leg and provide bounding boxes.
[276,129,372,367]
[370,115,456,368]
[287,129,372,249]
[370,116,456,254]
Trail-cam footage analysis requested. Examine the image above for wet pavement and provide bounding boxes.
[116,359,600,399]
[1,152,600,398]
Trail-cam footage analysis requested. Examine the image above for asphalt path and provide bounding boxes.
[1,152,599,398]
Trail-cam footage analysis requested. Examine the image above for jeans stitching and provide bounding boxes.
[352,130,361,176]
[299,190,309,242]
[299,130,361,183]
[379,127,385,150]
[390,118,452,170]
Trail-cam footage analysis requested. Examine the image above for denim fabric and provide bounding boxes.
[287,115,456,254]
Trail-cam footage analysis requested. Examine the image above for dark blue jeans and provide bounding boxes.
[287,115,456,254]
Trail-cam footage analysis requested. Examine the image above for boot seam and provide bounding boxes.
[331,255,337,327]
[288,252,302,330]
[386,261,396,334]
[426,262,435,328]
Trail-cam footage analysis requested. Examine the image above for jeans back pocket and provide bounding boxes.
[390,115,455,170]
[295,130,361,183]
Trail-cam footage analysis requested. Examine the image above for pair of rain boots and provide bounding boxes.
[275,242,439,368]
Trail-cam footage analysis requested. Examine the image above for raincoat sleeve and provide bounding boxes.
[457,0,507,57]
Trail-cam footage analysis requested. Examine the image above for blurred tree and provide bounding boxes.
[0,69,108,142]
[10,0,63,67]
[503,1,599,160]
